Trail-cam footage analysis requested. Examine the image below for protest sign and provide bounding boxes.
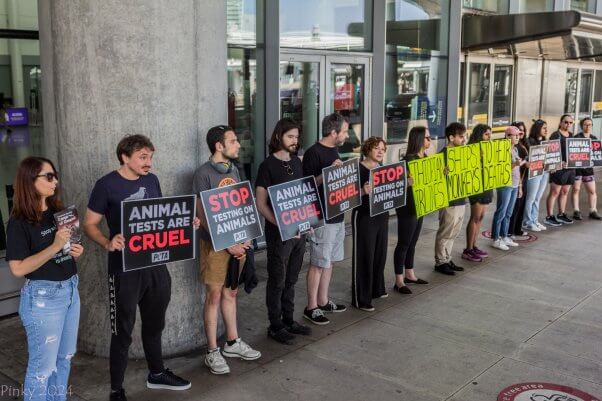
[54,205,81,254]
[592,139,602,167]
[445,143,483,200]
[566,137,592,168]
[322,158,361,220]
[200,181,262,251]
[121,195,196,271]
[369,161,407,217]
[481,139,512,191]
[542,139,562,171]
[407,153,449,218]
[267,176,324,241]
[527,144,547,179]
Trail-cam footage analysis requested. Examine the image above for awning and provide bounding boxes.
[462,11,602,61]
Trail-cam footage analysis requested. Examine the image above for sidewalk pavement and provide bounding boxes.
[1,189,601,401]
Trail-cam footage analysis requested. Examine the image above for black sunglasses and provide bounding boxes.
[282,162,294,176]
[425,136,432,141]
[36,172,59,182]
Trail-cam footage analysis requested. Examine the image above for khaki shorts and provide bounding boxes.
[308,222,345,268]
[199,240,245,286]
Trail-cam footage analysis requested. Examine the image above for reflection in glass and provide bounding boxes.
[571,0,595,12]
[458,62,465,124]
[463,0,508,13]
[578,69,593,120]
[517,0,553,12]
[280,0,373,51]
[330,64,364,160]
[384,0,449,144]
[492,65,513,128]
[467,63,490,128]
[565,68,578,115]
[279,61,320,152]
[592,71,602,136]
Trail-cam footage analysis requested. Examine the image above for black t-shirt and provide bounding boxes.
[355,163,371,215]
[87,171,163,275]
[302,142,344,224]
[255,154,304,229]
[550,130,573,162]
[6,209,77,281]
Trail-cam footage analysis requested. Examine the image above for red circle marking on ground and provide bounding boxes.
[497,382,600,401]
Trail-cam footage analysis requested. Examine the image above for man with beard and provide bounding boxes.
[193,125,261,375]
[302,113,349,325]
[84,135,192,401]
[255,118,312,344]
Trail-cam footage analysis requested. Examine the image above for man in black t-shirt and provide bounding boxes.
[301,113,349,326]
[84,135,192,401]
[256,118,312,344]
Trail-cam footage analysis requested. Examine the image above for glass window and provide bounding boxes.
[458,62,465,124]
[330,63,364,160]
[467,63,490,128]
[384,0,449,144]
[492,65,513,128]
[571,0,596,12]
[592,70,602,136]
[280,0,373,51]
[463,0,508,13]
[517,0,553,12]
[279,61,320,151]
[227,0,264,183]
[578,69,593,119]
[564,68,578,115]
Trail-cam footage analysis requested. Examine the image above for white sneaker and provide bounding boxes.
[205,348,230,375]
[492,239,509,251]
[222,338,261,361]
[536,222,547,231]
[524,224,541,232]
[503,237,519,247]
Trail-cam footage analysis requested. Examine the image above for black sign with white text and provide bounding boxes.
[566,137,592,168]
[322,158,361,220]
[369,161,407,217]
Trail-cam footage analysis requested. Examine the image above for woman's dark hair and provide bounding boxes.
[206,125,234,154]
[268,118,301,154]
[11,157,63,223]
[580,116,593,130]
[361,136,387,158]
[512,121,528,148]
[468,124,491,144]
[116,134,155,165]
[558,113,573,129]
[405,126,427,156]
[528,119,547,142]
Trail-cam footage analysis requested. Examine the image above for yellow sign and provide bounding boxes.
[408,153,449,218]
[445,143,484,201]
[480,139,512,191]
[592,101,602,111]
[472,113,488,125]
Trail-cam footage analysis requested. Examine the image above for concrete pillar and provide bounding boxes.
[7,0,25,107]
[38,1,227,357]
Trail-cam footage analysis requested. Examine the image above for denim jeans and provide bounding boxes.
[492,186,519,240]
[522,172,549,226]
[19,275,80,401]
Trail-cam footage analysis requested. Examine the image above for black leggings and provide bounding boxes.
[393,207,423,275]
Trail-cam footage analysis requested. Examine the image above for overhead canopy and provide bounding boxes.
[462,11,602,61]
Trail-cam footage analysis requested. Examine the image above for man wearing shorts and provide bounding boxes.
[302,113,349,325]
[193,125,261,375]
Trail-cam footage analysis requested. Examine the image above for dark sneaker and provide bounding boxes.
[319,300,347,313]
[472,247,489,258]
[284,320,312,336]
[303,307,330,325]
[147,369,191,391]
[448,260,464,272]
[434,263,455,276]
[110,389,127,401]
[268,327,295,345]
[462,248,482,262]
[573,210,583,220]
[544,215,562,227]
[589,210,602,220]
[556,213,573,224]
[393,284,412,294]
[358,304,375,312]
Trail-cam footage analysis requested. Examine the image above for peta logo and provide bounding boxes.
[233,231,247,242]
[497,382,599,401]
[298,221,310,233]
[151,251,169,263]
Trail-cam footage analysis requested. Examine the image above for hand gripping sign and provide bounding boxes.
[566,137,592,168]
[268,176,325,241]
[121,195,196,272]
[527,144,547,179]
[445,143,484,200]
[592,139,602,167]
[407,153,449,218]
[369,161,407,217]
[200,181,263,251]
[322,158,362,220]
[480,139,512,191]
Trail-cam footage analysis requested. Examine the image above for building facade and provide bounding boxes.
[1,0,602,355]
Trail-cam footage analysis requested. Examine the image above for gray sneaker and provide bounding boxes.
[205,348,230,375]
[222,338,261,361]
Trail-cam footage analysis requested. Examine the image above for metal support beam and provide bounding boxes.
[370,0,386,137]
[264,0,280,150]
[446,1,462,126]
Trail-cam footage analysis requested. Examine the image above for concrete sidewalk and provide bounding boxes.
[1,196,602,401]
